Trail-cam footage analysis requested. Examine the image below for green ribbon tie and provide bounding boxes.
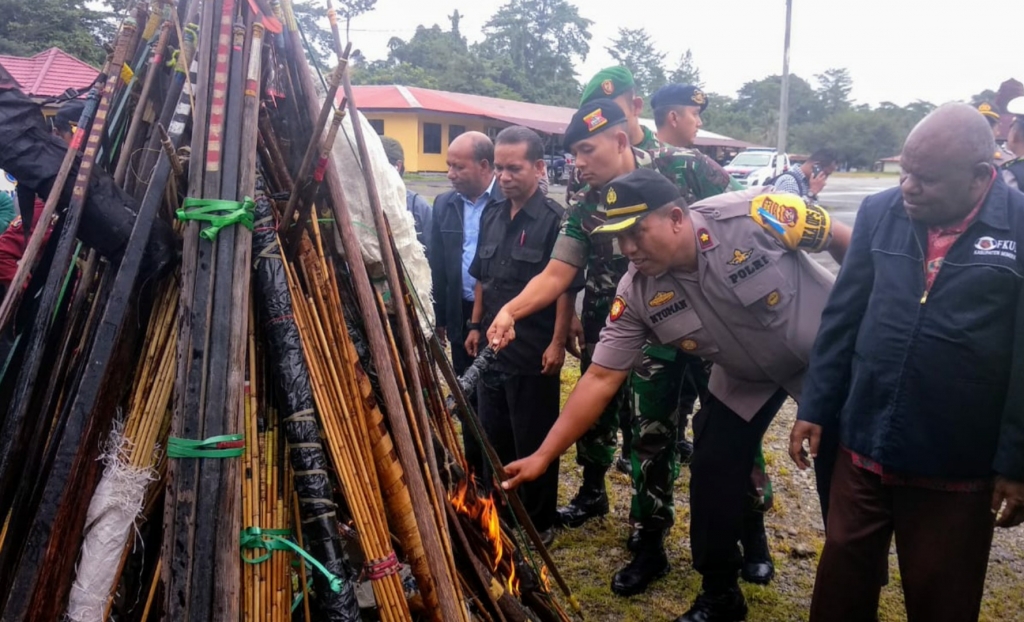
[166,433,245,459]
[177,197,256,240]
[239,526,343,593]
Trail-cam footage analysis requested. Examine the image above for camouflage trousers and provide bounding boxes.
[575,343,685,529]
[576,345,773,529]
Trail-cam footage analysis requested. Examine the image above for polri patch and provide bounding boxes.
[610,295,627,321]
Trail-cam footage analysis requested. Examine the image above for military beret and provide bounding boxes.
[1008,96,1024,116]
[977,102,1000,122]
[563,98,628,151]
[650,83,708,113]
[580,66,636,106]
[593,168,682,234]
[379,136,405,166]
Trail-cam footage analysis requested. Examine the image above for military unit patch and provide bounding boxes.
[610,295,627,321]
[648,291,675,307]
[727,248,753,266]
[584,109,608,132]
[601,79,615,95]
[691,89,706,106]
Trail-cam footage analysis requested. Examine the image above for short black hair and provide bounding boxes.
[809,148,839,166]
[495,125,544,162]
[650,196,690,218]
[470,134,495,167]
[652,105,684,129]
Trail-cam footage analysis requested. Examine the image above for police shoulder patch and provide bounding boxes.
[697,228,713,250]
[648,291,674,307]
[610,296,627,321]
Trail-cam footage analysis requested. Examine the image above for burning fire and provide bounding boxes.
[540,565,551,593]
[450,475,521,596]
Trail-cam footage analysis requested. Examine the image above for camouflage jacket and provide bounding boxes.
[553,142,741,341]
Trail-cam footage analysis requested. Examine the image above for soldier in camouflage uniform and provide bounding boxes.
[487,98,741,596]
[564,67,662,483]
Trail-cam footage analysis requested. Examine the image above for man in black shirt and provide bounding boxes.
[465,126,579,543]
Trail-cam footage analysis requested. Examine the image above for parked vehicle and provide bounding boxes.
[543,153,571,184]
[723,148,790,187]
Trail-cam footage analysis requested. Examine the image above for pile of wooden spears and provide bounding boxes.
[0,0,581,620]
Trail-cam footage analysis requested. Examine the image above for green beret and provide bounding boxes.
[580,66,636,106]
[563,99,628,151]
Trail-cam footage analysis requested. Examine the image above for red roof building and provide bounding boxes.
[349,84,757,173]
[0,48,99,99]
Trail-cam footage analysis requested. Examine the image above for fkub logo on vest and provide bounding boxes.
[974,236,1017,260]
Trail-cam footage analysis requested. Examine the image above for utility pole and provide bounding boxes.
[777,0,793,154]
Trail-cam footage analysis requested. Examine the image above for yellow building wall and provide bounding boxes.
[365,112,498,173]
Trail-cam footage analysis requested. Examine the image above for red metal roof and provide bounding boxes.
[348,85,573,135]
[0,48,99,98]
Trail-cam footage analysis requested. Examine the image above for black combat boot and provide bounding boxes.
[740,511,774,585]
[611,528,670,596]
[555,466,609,528]
[673,585,748,622]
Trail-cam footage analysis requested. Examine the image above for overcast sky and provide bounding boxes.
[345,0,1023,107]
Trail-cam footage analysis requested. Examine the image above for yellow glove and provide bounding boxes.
[749,194,832,253]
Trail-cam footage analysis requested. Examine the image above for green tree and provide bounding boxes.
[815,67,853,115]
[668,49,703,88]
[337,0,376,45]
[477,0,593,106]
[606,27,666,97]
[0,0,111,66]
[970,89,998,108]
[291,0,336,68]
[733,74,823,145]
[353,22,520,100]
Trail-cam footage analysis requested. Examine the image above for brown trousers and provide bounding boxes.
[810,450,995,622]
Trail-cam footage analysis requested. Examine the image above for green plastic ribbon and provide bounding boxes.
[239,526,343,593]
[166,433,245,459]
[177,197,255,240]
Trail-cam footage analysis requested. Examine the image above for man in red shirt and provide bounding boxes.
[0,198,52,297]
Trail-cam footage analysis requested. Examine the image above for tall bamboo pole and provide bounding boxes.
[281,13,467,622]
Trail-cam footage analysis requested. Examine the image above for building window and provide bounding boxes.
[486,126,501,140]
[423,123,442,154]
[369,119,384,135]
[448,124,466,144]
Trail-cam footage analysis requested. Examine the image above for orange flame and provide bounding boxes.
[539,565,551,593]
[450,475,521,596]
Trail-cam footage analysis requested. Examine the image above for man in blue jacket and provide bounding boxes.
[790,103,1024,622]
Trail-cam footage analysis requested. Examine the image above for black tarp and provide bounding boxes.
[251,194,359,621]
[0,87,175,276]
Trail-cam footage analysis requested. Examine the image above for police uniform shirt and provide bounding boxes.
[592,187,836,419]
[470,189,581,373]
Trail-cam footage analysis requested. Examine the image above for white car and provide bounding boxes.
[723,149,790,187]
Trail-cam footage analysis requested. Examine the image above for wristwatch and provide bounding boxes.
[466,321,481,331]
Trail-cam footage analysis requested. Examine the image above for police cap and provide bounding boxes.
[592,168,682,234]
[580,66,636,106]
[978,102,1000,122]
[650,83,708,113]
[563,99,628,151]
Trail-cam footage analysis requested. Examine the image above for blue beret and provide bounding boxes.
[650,84,708,113]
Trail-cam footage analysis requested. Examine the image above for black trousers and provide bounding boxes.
[690,389,788,589]
[453,300,485,478]
[813,414,841,526]
[477,372,561,532]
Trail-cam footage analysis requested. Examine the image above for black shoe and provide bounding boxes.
[611,529,670,596]
[556,466,609,528]
[626,528,641,554]
[673,587,748,622]
[677,438,694,465]
[740,511,774,585]
[615,453,632,476]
